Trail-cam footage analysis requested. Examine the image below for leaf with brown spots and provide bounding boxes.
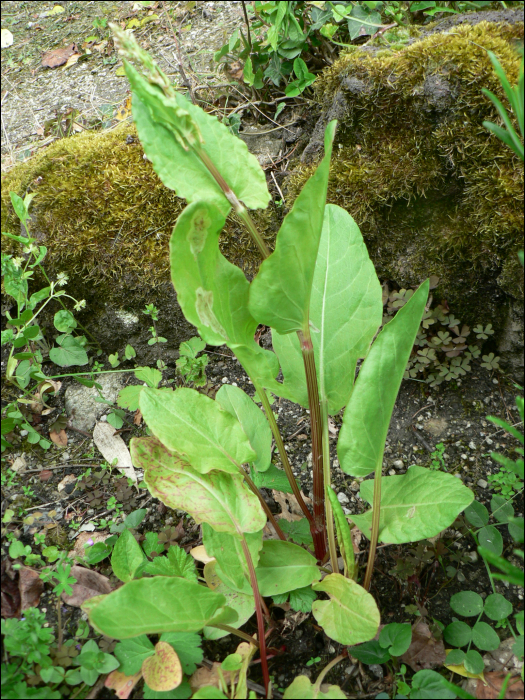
[142,641,183,692]
[400,618,445,672]
[105,670,143,699]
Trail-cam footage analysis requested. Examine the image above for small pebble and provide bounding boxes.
[393,459,404,469]
[337,492,349,505]
[461,454,467,459]
[20,430,28,437]
[477,479,488,489]
[457,571,466,583]
[368,664,383,679]
[221,377,228,383]
[469,441,476,450]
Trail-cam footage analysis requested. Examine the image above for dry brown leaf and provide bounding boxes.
[133,408,143,426]
[50,428,68,446]
[351,526,363,554]
[1,559,21,619]
[57,474,76,492]
[63,53,80,70]
[93,421,137,482]
[190,545,215,565]
[61,565,112,607]
[105,670,143,699]
[39,469,53,482]
[42,44,79,68]
[476,672,524,699]
[189,663,232,692]
[73,531,111,559]
[272,490,311,522]
[400,618,446,672]
[19,566,44,611]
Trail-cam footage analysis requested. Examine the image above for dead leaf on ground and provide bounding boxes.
[73,531,111,559]
[272,490,311,522]
[105,670,143,699]
[351,526,363,554]
[1,559,21,618]
[61,565,112,607]
[189,663,233,692]
[400,618,446,671]
[63,53,80,70]
[42,43,79,68]
[50,428,68,446]
[39,469,53,482]
[19,566,44,610]
[190,545,215,565]
[1,28,14,48]
[133,408,142,426]
[93,421,137,483]
[10,455,27,474]
[57,474,77,492]
[476,672,524,699]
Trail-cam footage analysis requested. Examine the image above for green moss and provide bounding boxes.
[289,20,524,324]
[1,121,278,306]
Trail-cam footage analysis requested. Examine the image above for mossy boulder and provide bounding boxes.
[290,14,524,378]
[1,122,280,362]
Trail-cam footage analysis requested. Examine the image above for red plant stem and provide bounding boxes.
[298,327,326,562]
[241,537,270,697]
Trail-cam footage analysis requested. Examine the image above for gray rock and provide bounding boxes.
[65,372,126,432]
[337,491,349,505]
[477,479,488,489]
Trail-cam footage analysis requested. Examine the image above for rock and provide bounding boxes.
[393,459,404,469]
[65,372,126,432]
[337,492,349,505]
[477,478,488,489]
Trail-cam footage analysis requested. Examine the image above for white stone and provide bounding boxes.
[469,441,476,449]
[477,479,488,489]
[393,459,404,469]
[337,492,349,505]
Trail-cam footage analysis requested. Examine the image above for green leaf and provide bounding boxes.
[478,547,524,587]
[283,675,347,699]
[139,387,256,474]
[472,621,500,651]
[202,524,262,593]
[179,336,206,358]
[111,529,146,583]
[444,620,472,647]
[312,574,380,645]
[243,56,255,85]
[410,669,460,699]
[249,121,337,335]
[160,632,203,674]
[464,649,484,675]
[289,586,317,613]
[255,540,321,596]
[84,577,227,638]
[250,463,295,493]
[351,466,474,544]
[464,500,489,528]
[126,62,269,216]
[192,687,227,699]
[478,525,503,556]
[134,366,163,388]
[144,545,197,582]
[277,518,313,547]
[169,201,280,391]
[53,310,77,333]
[49,335,88,367]
[117,385,144,411]
[202,560,255,640]
[10,191,28,224]
[327,487,355,578]
[338,280,429,476]
[450,591,484,617]
[114,635,155,675]
[123,509,147,530]
[131,437,266,534]
[379,623,412,656]
[216,385,272,471]
[491,495,514,523]
[273,204,382,413]
[348,639,391,664]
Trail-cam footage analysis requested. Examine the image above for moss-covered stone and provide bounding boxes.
[290,19,524,342]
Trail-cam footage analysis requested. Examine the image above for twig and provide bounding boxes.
[411,425,433,452]
[241,1,253,53]
[271,171,286,204]
[23,464,100,473]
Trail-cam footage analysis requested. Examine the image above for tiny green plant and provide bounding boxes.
[176,336,209,387]
[429,442,446,471]
[75,28,475,697]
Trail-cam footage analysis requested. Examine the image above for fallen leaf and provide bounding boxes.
[476,672,524,699]
[272,490,311,522]
[351,526,363,554]
[1,28,14,49]
[57,474,77,492]
[93,421,137,483]
[39,469,53,482]
[61,565,112,607]
[50,428,68,446]
[105,670,143,699]
[1,559,21,618]
[19,566,44,610]
[400,618,446,672]
[190,545,215,565]
[40,5,65,17]
[73,531,111,559]
[189,663,232,692]
[133,408,142,426]
[42,43,79,69]
[10,455,27,474]
[63,53,80,70]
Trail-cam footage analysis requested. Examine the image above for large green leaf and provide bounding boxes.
[255,540,321,596]
[139,387,256,474]
[312,574,379,645]
[351,466,474,544]
[216,385,272,472]
[169,201,280,390]
[202,524,263,593]
[131,437,266,534]
[248,121,337,335]
[202,560,255,640]
[273,204,382,412]
[84,577,227,638]
[126,62,269,215]
[337,280,429,477]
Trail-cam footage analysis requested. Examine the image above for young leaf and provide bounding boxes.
[49,335,89,367]
[139,387,256,474]
[249,121,337,335]
[255,540,321,596]
[216,384,272,471]
[337,280,429,477]
[114,635,155,675]
[111,529,146,583]
[273,204,382,413]
[283,675,346,699]
[131,437,266,534]
[202,524,263,592]
[160,632,203,674]
[379,623,412,656]
[84,577,227,638]
[277,518,313,547]
[351,466,474,544]
[144,545,198,582]
[121,52,269,215]
[312,573,380,645]
[250,463,295,493]
[169,201,281,391]
[326,487,356,579]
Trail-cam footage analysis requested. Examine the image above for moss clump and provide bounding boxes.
[289,20,524,327]
[1,121,278,306]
